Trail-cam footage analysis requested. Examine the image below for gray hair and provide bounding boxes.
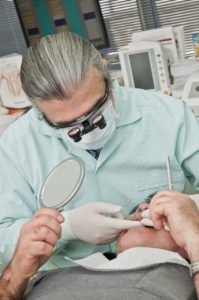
[20,32,109,103]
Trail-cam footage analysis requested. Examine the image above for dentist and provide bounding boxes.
[1,31,199,275]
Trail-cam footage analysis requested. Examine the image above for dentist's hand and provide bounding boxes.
[10,208,64,279]
[61,202,140,244]
[149,190,199,261]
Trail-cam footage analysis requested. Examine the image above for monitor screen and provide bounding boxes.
[129,52,155,90]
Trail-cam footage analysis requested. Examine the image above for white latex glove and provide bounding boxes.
[61,202,141,244]
[141,209,169,231]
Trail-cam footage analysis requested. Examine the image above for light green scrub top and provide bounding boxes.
[1,81,199,272]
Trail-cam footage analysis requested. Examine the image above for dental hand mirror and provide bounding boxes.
[39,157,85,211]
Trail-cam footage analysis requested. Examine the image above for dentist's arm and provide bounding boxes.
[149,191,199,298]
[0,267,28,300]
[0,208,64,300]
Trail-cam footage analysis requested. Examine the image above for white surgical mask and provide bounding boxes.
[61,101,118,150]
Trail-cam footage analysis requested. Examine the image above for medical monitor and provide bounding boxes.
[118,41,170,94]
[128,52,154,90]
[182,71,199,116]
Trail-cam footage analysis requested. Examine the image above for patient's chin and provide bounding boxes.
[116,226,180,254]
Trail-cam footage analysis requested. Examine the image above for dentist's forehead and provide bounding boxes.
[36,67,106,124]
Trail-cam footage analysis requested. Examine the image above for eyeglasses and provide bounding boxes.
[43,80,109,129]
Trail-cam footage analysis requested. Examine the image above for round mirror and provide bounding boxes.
[40,157,84,210]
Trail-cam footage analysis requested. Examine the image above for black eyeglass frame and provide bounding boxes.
[43,80,110,129]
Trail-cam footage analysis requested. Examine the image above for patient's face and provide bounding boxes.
[117,226,187,259]
[117,202,187,258]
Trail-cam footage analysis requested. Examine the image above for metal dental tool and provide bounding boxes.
[166,156,173,190]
